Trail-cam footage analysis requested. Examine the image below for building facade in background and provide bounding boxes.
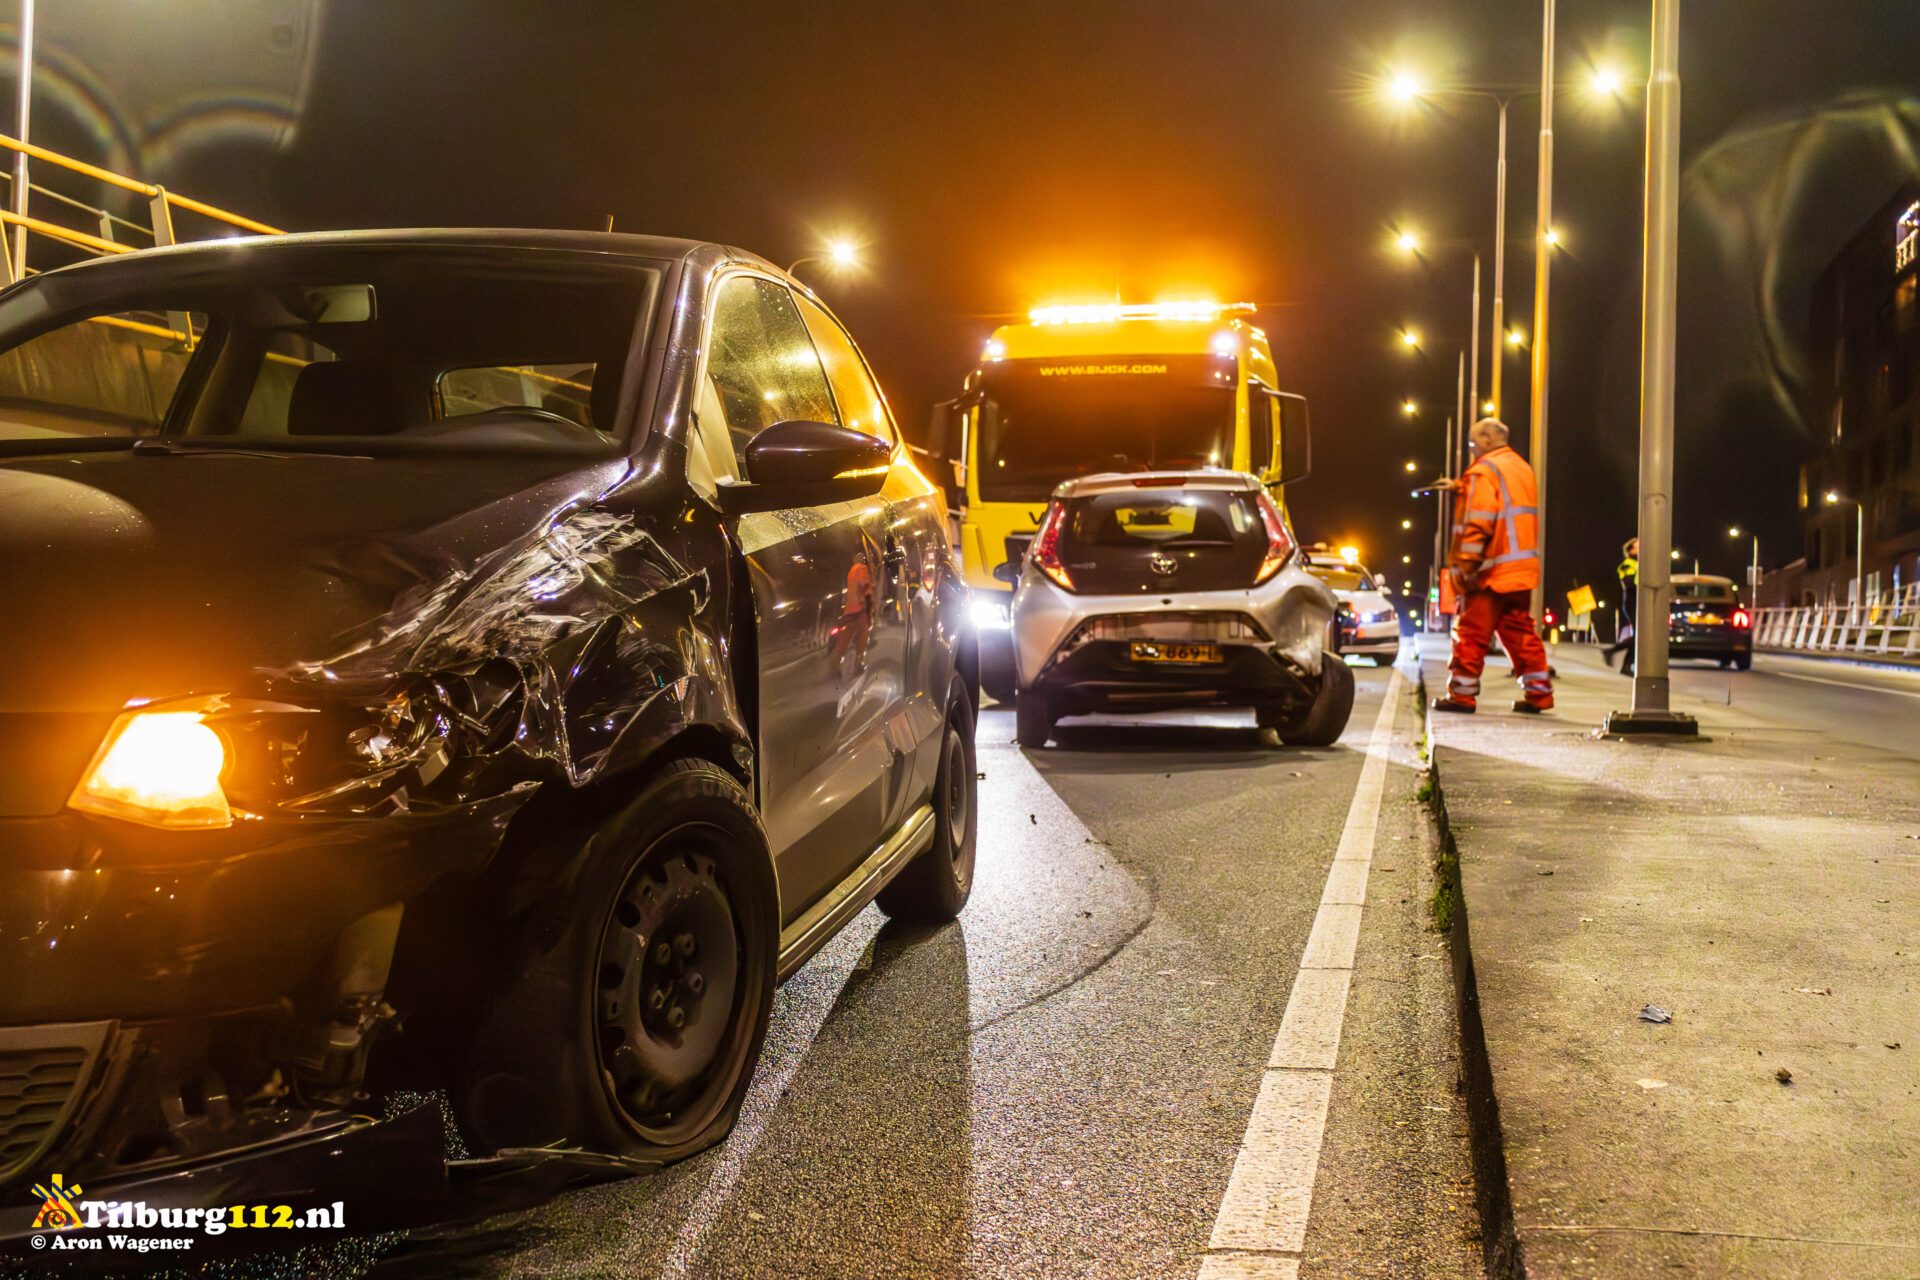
[1769,181,1920,606]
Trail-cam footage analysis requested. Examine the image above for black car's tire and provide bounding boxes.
[1278,654,1356,747]
[1734,652,1752,671]
[878,682,978,923]
[454,758,777,1165]
[1014,689,1053,748]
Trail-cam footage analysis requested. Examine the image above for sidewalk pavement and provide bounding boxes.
[1419,637,1920,1277]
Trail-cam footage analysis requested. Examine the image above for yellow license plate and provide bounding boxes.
[1685,612,1724,625]
[1129,641,1221,664]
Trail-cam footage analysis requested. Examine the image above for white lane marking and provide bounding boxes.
[1199,668,1404,1273]
[1769,670,1920,700]
[1266,969,1351,1071]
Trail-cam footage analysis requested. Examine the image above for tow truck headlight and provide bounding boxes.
[971,597,1012,631]
[70,710,231,829]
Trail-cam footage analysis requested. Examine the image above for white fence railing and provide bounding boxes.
[1753,583,1920,659]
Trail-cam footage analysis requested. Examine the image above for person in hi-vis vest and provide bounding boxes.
[1431,418,1554,714]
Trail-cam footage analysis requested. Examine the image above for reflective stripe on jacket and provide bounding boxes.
[1449,445,1540,593]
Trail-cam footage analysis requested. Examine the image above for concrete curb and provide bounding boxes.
[1414,664,1522,1279]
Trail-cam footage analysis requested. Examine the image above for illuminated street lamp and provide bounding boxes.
[1400,518,1414,530]
[1395,228,1422,253]
[1399,328,1421,350]
[1403,460,1418,473]
[787,237,862,279]
[1506,328,1526,348]
[1386,70,1425,104]
[1824,490,1865,606]
[1401,398,1419,416]
[1590,64,1626,98]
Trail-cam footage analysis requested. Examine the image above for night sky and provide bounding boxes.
[62,1,1920,609]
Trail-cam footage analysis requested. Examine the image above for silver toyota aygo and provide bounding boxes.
[1008,470,1351,748]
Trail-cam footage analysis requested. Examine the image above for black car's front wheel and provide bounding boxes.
[456,758,777,1164]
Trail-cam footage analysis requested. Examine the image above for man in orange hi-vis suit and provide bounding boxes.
[1432,418,1553,714]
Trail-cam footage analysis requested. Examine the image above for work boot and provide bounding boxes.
[1511,700,1553,714]
[1430,698,1476,714]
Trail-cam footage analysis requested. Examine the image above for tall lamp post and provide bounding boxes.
[1527,0,1557,627]
[1727,526,1760,601]
[9,0,34,278]
[1605,0,1696,735]
[1824,491,1864,608]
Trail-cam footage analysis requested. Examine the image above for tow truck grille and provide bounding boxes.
[0,1023,110,1186]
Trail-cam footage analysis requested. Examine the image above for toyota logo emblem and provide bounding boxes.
[1149,552,1179,576]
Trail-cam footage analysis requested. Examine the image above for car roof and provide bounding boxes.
[1054,469,1262,499]
[1673,574,1736,588]
[25,227,770,286]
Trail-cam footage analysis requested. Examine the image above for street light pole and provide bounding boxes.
[1606,0,1696,735]
[1490,100,1509,415]
[1526,0,1556,627]
[1469,251,1482,424]
[10,0,33,278]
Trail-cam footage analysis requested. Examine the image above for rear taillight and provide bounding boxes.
[1029,499,1074,591]
[1733,608,1751,629]
[1254,492,1294,584]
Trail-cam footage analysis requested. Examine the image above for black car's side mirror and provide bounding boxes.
[717,420,893,516]
[991,559,1020,585]
[1272,390,1312,484]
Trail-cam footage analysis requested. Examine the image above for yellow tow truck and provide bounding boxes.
[923,301,1309,700]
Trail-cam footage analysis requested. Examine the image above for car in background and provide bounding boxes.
[0,229,977,1228]
[1301,547,1402,663]
[1007,471,1350,748]
[1668,573,1753,668]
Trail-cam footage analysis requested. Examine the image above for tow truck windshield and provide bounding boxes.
[976,356,1234,501]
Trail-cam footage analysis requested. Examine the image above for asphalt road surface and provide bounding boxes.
[356,656,1480,1280]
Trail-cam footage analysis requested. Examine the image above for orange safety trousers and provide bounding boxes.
[1447,588,1553,709]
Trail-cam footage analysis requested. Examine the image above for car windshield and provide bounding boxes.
[1317,569,1374,593]
[1672,582,1736,601]
[0,248,661,455]
[977,356,1235,501]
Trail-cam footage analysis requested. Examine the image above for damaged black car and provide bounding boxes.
[0,230,977,1230]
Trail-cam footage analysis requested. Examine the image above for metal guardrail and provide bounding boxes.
[0,132,279,282]
[1754,583,1920,659]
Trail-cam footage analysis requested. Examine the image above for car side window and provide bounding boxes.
[796,295,896,447]
[704,275,839,471]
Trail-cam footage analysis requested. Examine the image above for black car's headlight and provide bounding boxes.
[67,687,479,830]
[69,706,237,829]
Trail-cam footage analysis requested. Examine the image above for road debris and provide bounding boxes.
[1637,1005,1673,1024]
[1636,1078,1668,1090]
[1775,1067,1794,1085]
[1794,987,1833,996]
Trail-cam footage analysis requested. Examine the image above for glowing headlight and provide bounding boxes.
[970,598,1012,631]
[70,710,231,829]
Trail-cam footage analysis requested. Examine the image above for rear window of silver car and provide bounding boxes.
[1066,489,1261,547]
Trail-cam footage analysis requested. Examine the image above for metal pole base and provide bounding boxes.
[1601,708,1699,736]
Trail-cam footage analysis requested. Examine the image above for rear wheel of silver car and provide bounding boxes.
[456,758,776,1164]
[1014,689,1053,748]
[1275,654,1355,747]
[878,681,978,923]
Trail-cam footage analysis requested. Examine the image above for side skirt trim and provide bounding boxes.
[775,804,935,981]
